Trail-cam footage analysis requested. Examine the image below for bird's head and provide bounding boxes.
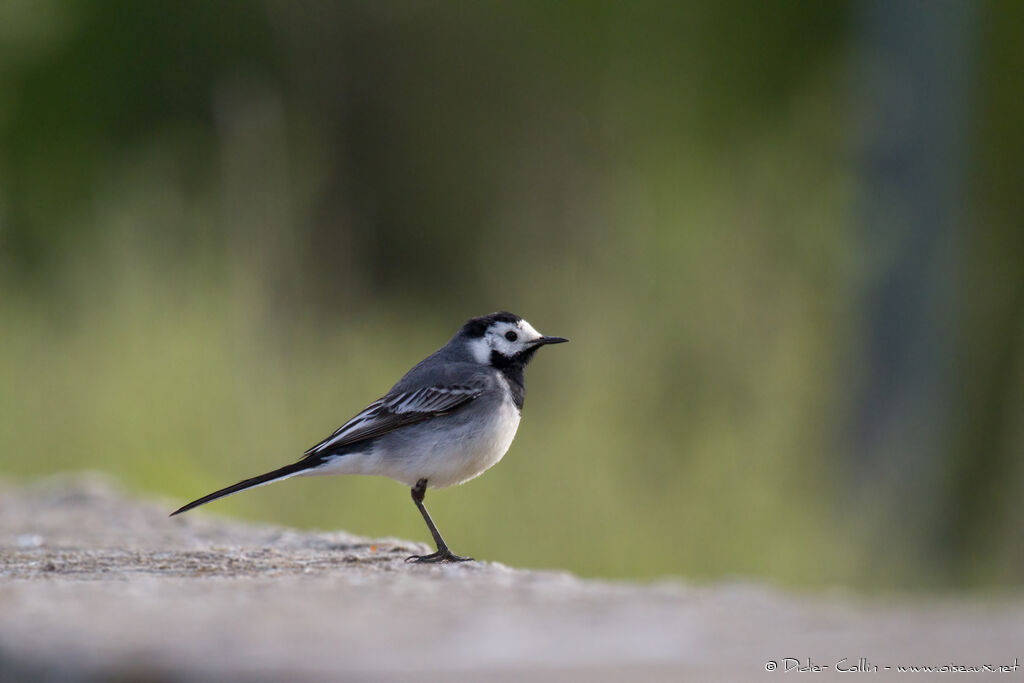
[460,312,568,367]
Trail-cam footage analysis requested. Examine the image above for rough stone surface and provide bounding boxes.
[0,474,1021,682]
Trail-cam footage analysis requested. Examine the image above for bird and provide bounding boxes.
[170,311,568,563]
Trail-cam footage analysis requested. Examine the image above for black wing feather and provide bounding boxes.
[303,383,485,456]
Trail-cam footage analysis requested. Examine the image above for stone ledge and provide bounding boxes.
[1,473,1020,682]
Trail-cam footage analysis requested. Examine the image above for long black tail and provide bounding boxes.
[170,459,319,517]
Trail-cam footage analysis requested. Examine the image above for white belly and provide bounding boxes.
[403,397,521,489]
[311,394,522,489]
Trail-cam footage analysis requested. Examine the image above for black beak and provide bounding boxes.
[534,336,569,346]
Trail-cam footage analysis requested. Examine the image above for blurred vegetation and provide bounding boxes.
[1,0,1020,589]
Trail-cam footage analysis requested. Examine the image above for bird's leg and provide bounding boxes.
[406,478,472,563]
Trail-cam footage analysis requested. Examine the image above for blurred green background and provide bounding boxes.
[1,0,1021,590]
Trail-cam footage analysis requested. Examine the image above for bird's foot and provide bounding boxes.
[405,549,473,564]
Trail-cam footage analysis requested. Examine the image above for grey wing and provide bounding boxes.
[304,382,487,456]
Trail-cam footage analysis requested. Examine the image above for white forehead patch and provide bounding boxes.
[518,319,542,341]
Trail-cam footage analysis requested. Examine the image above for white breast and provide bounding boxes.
[418,393,521,489]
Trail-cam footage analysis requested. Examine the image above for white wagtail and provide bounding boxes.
[171,312,567,563]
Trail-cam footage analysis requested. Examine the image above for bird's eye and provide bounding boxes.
[505,331,518,342]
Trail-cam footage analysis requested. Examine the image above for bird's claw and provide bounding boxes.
[405,550,473,564]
